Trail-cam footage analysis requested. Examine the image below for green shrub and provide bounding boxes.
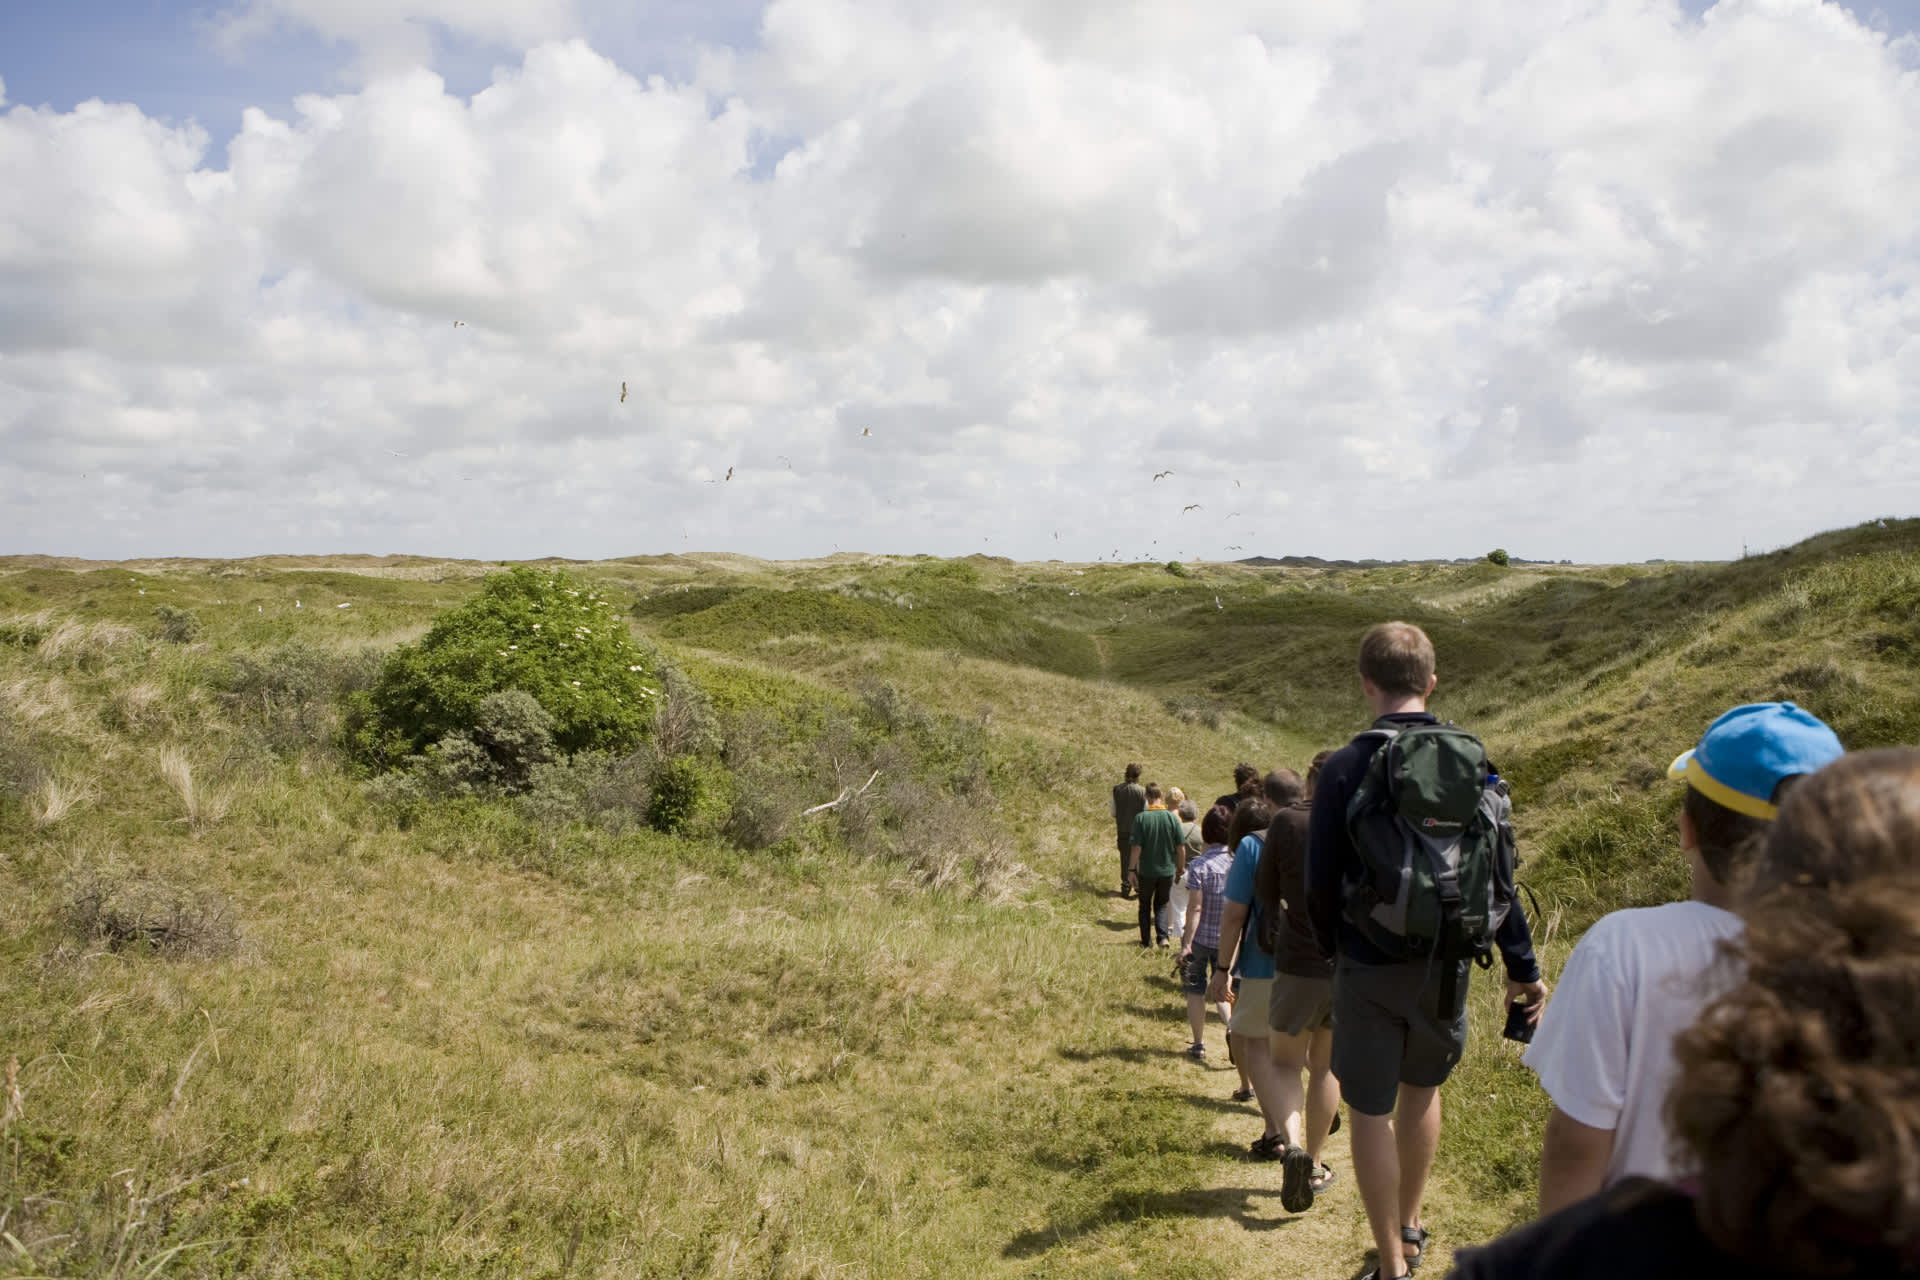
[1487,548,1511,566]
[153,604,200,644]
[365,567,659,759]
[647,755,707,834]
[1164,561,1189,577]
[226,641,381,757]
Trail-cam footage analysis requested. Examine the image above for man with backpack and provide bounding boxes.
[1306,622,1546,1279]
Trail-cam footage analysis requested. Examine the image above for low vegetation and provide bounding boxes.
[1,521,1915,1277]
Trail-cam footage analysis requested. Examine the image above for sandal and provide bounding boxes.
[1402,1225,1430,1272]
[1358,1268,1410,1280]
[1248,1133,1285,1161]
[1186,1042,1207,1061]
[1308,1163,1338,1194]
[1230,1087,1256,1103]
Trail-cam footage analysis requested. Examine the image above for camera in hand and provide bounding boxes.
[1502,999,1538,1045]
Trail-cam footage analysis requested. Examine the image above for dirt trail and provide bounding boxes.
[1088,887,1486,1279]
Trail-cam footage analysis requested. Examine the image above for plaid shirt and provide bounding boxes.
[1186,844,1233,949]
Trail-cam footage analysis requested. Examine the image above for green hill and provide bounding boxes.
[1,519,1915,1277]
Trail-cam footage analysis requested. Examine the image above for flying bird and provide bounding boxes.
[725,467,734,482]
[1234,480,1241,488]
[385,450,408,457]
[452,320,465,328]
[1153,470,1174,481]
[1215,595,1223,611]
[620,382,628,404]
[1182,504,1201,513]
[861,428,872,437]
[778,455,791,469]
[1226,544,1243,551]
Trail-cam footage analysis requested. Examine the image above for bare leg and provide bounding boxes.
[1305,1027,1340,1164]
[1268,1029,1309,1146]
[1396,1085,1441,1249]
[1185,991,1207,1047]
[1349,1106,1409,1278]
[1238,1034,1287,1139]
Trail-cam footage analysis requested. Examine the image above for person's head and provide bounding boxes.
[1668,874,1920,1275]
[1166,786,1187,810]
[1305,750,1333,799]
[1177,799,1197,823]
[1232,762,1259,791]
[1200,803,1233,846]
[1357,622,1436,709]
[1125,762,1142,783]
[1262,768,1304,808]
[1226,795,1275,850]
[1746,748,1920,898]
[1668,702,1845,895]
[1144,781,1164,805]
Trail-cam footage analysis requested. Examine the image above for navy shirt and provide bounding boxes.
[1304,711,1541,982]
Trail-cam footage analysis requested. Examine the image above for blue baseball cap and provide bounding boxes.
[1667,702,1845,820]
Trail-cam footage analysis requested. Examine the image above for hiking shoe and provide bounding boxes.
[1248,1133,1286,1161]
[1308,1163,1338,1195]
[1186,1042,1206,1061]
[1280,1143,1316,1213]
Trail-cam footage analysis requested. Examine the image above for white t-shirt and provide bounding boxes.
[1523,899,1742,1187]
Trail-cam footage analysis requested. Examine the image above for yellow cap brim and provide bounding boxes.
[1671,752,1778,821]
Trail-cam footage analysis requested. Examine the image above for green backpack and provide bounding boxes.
[1343,721,1516,1011]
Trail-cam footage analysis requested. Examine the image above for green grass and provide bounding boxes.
[3,519,1918,1276]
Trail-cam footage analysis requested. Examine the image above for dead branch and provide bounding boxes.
[801,770,880,817]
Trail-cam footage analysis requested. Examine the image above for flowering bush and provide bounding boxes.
[364,567,659,758]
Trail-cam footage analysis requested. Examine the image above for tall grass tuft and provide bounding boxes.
[156,745,229,831]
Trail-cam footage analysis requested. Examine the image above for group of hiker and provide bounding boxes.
[1107,620,1920,1280]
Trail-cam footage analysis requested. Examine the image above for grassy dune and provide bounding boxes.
[2,521,1916,1277]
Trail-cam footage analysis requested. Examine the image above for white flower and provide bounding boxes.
[508,644,518,650]
[571,681,581,686]
[628,665,643,672]
[532,624,540,630]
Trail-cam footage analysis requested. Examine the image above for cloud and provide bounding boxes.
[1,0,1917,563]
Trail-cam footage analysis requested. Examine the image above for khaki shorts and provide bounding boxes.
[1229,978,1273,1037]
[1268,973,1335,1036]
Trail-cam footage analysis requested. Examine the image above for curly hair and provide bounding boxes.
[1744,748,1920,898]
[1668,875,1920,1276]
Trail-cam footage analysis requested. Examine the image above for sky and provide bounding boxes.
[1,0,1917,565]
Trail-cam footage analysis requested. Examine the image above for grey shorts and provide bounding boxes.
[1330,955,1469,1117]
[1268,973,1335,1037]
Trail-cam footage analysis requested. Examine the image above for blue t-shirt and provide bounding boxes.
[1223,832,1275,980]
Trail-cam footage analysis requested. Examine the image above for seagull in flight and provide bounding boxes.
[1214,595,1223,611]
[1226,544,1243,551]
[620,382,628,404]
[778,455,791,469]
[725,467,734,482]
[861,427,872,437]
[385,450,408,457]
[1182,504,1201,513]
[1153,470,1174,481]
[452,320,465,328]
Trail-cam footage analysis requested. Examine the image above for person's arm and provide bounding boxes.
[1537,1107,1617,1217]
[1128,843,1142,888]
[1522,925,1628,1211]
[1207,900,1249,1003]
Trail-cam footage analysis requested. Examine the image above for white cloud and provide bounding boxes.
[2,0,1917,563]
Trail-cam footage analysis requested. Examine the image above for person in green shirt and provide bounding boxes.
[1129,783,1186,948]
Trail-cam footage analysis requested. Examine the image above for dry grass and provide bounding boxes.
[29,772,92,828]
[157,746,230,831]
